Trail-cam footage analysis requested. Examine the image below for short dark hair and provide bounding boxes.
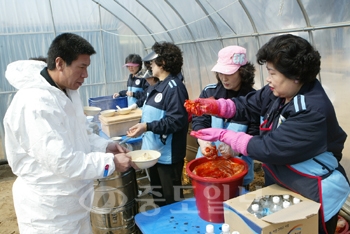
[144,61,152,71]
[152,42,183,75]
[125,54,142,73]
[29,56,47,63]
[256,34,321,83]
[47,33,96,70]
[216,62,255,93]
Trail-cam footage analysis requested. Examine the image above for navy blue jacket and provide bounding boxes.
[192,82,258,136]
[233,79,349,225]
[119,74,148,105]
[141,74,189,164]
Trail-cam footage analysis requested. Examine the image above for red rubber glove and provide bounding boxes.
[190,128,252,156]
[184,98,236,118]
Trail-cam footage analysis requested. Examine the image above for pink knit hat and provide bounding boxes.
[211,46,247,75]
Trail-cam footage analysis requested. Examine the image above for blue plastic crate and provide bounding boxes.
[88,96,127,111]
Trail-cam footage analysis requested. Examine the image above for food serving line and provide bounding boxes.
[85,96,333,234]
[86,96,312,234]
[93,107,231,233]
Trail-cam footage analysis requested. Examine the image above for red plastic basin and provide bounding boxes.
[186,157,248,223]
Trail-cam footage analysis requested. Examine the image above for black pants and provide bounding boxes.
[149,160,184,207]
[323,212,338,234]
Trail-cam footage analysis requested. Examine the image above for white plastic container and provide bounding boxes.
[270,196,282,213]
[251,204,263,218]
[205,224,215,234]
[221,223,230,234]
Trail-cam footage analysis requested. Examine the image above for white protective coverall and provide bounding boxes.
[3,60,116,234]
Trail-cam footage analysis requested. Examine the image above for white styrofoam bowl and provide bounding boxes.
[117,108,132,115]
[100,109,116,117]
[127,150,161,169]
[84,106,101,116]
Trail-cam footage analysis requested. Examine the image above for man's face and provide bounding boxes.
[59,54,91,90]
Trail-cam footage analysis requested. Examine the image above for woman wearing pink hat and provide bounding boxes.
[113,54,148,105]
[186,34,349,234]
[191,45,258,189]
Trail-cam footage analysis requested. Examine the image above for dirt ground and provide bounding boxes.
[0,164,18,234]
[0,162,265,234]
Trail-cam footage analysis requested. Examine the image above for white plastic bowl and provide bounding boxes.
[117,108,132,115]
[86,116,94,122]
[84,106,101,116]
[100,109,116,117]
[110,136,122,141]
[127,150,161,169]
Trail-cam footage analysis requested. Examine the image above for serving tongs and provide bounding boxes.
[118,136,131,145]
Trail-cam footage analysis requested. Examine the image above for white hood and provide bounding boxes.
[5,60,48,90]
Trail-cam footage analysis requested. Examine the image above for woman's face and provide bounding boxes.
[150,60,163,79]
[127,65,139,76]
[218,71,241,91]
[266,62,301,103]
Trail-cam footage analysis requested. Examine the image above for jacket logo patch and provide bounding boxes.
[135,79,140,85]
[155,93,163,103]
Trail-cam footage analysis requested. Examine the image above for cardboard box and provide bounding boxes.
[223,184,320,234]
[99,109,142,137]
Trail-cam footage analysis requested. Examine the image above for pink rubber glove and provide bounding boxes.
[190,128,252,156]
[184,98,236,118]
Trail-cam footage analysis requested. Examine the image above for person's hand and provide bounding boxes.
[197,139,213,157]
[218,143,239,159]
[128,103,138,110]
[113,153,132,172]
[126,91,133,97]
[113,93,119,98]
[127,123,147,138]
[106,142,129,154]
[184,98,236,118]
[190,128,253,156]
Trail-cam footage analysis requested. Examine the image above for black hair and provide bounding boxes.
[256,34,321,83]
[147,76,160,83]
[47,33,96,70]
[216,62,255,93]
[125,54,142,73]
[29,56,47,63]
[144,61,152,71]
[152,42,183,75]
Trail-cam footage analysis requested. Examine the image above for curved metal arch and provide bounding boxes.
[239,0,264,86]
[91,0,147,48]
[296,0,314,44]
[164,0,195,42]
[112,0,158,43]
[136,0,174,44]
[204,0,238,37]
[296,0,320,82]
[97,5,107,87]
[163,0,203,90]
[48,0,57,36]
[195,0,222,44]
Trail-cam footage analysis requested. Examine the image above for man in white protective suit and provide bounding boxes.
[3,33,138,233]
